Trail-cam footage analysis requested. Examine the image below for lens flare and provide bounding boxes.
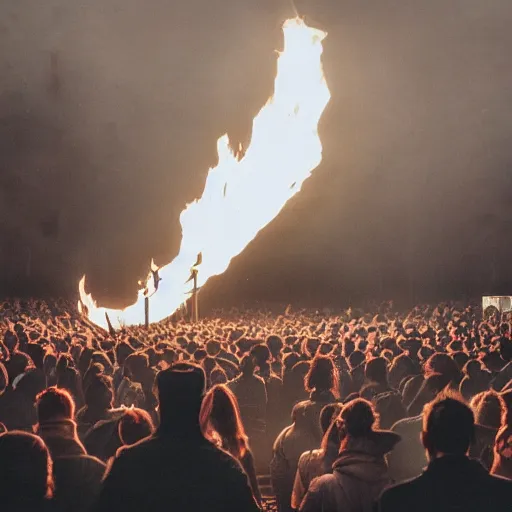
[79,18,331,329]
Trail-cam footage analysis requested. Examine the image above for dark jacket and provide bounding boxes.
[96,428,260,512]
[377,455,512,512]
[53,455,105,512]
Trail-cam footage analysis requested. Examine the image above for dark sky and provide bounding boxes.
[1,0,512,310]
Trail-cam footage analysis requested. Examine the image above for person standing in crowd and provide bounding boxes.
[302,354,339,444]
[291,403,342,509]
[271,401,320,512]
[96,363,260,512]
[0,431,54,512]
[299,398,400,512]
[377,393,512,512]
[35,386,106,512]
[200,384,262,507]
[229,355,267,450]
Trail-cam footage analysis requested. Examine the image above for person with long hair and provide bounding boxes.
[200,384,262,507]
[302,354,339,444]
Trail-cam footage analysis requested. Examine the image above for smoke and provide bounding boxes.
[1,0,512,306]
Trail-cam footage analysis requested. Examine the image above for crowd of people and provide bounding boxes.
[0,298,512,511]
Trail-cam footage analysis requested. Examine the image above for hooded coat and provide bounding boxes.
[299,431,400,512]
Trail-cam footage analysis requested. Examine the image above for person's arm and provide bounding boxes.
[242,449,263,508]
[298,476,324,512]
[291,456,307,510]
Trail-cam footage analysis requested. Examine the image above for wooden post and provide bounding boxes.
[144,296,149,329]
[193,271,199,323]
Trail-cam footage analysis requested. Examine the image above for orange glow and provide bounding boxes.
[79,18,331,329]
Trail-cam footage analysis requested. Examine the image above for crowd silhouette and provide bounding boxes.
[0,298,511,511]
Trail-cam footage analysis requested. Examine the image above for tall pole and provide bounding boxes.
[144,296,149,329]
[193,271,199,323]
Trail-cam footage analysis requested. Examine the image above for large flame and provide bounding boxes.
[79,18,331,329]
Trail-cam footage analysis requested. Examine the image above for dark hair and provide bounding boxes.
[266,335,283,358]
[340,398,377,437]
[0,431,54,505]
[36,387,75,424]
[470,390,504,429]
[305,355,339,397]
[118,408,155,446]
[157,363,206,431]
[85,374,113,410]
[250,344,271,367]
[365,357,388,386]
[423,393,475,456]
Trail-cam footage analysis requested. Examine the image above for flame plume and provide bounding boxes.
[79,18,331,329]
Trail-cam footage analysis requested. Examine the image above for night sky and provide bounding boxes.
[1,0,512,310]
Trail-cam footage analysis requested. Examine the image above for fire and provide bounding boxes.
[79,18,331,329]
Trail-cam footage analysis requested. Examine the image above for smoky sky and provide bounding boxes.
[1,0,512,310]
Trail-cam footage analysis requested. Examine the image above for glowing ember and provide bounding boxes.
[79,18,331,329]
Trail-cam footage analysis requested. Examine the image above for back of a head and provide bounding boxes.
[423,393,475,456]
[240,355,255,377]
[200,384,247,458]
[340,398,377,438]
[0,431,53,505]
[348,350,365,370]
[266,335,283,358]
[365,357,388,385]
[85,374,113,410]
[118,408,155,446]
[157,363,206,432]
[470,390,504,429]
[206,340,221,357]
[36,386,75,424]
[250,344,270,368]
[425,353,459,380]
[26,343,45,370]
[305,354,338,396]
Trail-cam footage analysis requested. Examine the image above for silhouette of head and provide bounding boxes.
[422,393,475,458]
[36,386,76,424]
[156,363,206,434]
[0,431,53,506]
[118,408,155,446]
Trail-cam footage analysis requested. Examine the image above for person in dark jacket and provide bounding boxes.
[0,431,54,512]
[377,393,512,512]
[35,387,105,512]
[96,363,260,512]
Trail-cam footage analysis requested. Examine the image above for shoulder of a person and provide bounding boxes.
[115,434,156,460]
[486,471,512,493]
[379,473,424,505]
[307,472,336,493]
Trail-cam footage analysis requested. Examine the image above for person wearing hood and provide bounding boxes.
[96,363,260,512]
[377,393,512,512]
[299,398,400,512]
